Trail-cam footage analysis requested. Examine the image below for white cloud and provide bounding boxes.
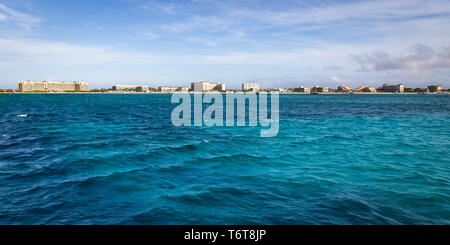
[0,38,160,66]
[0,3,41,29]
[352,44,450,71]
[1,0,449,88]
[231,0,450,26]
[159,15,231,33]
[143,31,160,40]
[148,0,450,56]
[324,65,343,70]
[186,36,217,46]
[141,1,177,15]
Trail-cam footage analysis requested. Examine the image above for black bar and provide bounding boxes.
[0,226,448,243]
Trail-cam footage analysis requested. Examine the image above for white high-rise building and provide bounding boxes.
[242,83,260,92]
[191,81,226,92]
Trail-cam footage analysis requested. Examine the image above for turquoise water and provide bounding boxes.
[0,94,449,224]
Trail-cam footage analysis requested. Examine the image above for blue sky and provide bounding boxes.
[0,0,449,89]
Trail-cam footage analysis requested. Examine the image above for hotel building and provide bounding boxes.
[311,86,329,93]
[427,85,443,93]
[18,81,90,92]
[355,86,377,93]
[378,83,405,93]
[159,86,189,93]
[191,81,226,92]
[242,83,260,92]
[337,85,352,93]
[112,85,149,92]
[294,86,311,93]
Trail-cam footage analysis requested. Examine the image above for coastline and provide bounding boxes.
[1,92,448,95]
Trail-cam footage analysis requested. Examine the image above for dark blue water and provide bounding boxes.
[0,94,449,224]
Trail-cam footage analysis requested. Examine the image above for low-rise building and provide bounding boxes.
[294,86,311,93]
[136,86,149,92]
[112,85,138,90]
[378,83,405,93]
[191,81,226,92]
[18,81,90,92]
[414,88,429,93]
[242,83,260,92]
[427,85,443,93]
[311,86,329,93]
[112,85,148,92]
[159,86,189,93]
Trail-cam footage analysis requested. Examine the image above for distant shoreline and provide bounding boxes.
[1,92,448,95]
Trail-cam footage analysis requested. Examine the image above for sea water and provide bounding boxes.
[0,94,449,224]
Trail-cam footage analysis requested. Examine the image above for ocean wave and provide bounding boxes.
[164,186,251,206]
[194,153,271,163]
[1,94,449,224]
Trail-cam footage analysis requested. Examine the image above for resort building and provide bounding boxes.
[311,86,329,93]
[337,85,352,93]
[18,81,90,92]
[378,83,405,93]
[112,85,149,92]
[294,86,311,93]
[242,83,260,92]
[159,86,189,93]
[427,85,443,93]
[355,86,377,93]
[191,81,226,92]
[135,86,149,92]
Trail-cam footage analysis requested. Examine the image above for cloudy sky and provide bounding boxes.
[0,0,449,89]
